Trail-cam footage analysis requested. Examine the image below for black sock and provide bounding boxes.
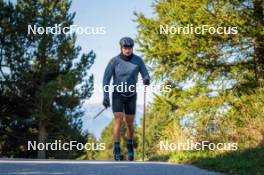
[127,139,133,145]
[114,142,120,148]
[127,140,133,152]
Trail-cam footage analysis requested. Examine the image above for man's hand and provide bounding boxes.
[103,97,110,108]
[143,79,150,86]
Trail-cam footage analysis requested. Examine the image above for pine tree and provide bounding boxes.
[0,0,95,158]
[135,0,264,151]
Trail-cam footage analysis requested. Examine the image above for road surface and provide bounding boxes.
[0,159,223,175]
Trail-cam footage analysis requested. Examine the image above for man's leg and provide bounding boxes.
[125,114,135,139]
[124,94,137,161]
[114,112,123,142]
[125,114,135,161]
[113,112,123,160]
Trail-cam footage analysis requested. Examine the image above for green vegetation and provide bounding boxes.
[133,0,263,174]
[148,147,264,175]
[0,0,95,159]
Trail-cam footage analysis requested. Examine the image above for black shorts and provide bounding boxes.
[112,91,137,115]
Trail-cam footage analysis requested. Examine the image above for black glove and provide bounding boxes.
[103,97,110,108]
[143,79,150,86]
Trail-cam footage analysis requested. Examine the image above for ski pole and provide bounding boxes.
[142,85,147,161]
[93,107,107,119]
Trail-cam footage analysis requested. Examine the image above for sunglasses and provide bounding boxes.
[122,45,133,48]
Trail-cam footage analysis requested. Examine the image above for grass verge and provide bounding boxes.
[149,147,264,175]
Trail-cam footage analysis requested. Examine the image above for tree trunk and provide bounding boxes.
[253,0,264,87]
[37,120,47,159]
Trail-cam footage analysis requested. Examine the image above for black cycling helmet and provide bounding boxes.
[119,37,134,48]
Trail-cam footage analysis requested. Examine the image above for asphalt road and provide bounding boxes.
[0,159,223,175]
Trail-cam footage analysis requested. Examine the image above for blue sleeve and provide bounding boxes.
[103,58,114,98]
[139,57,150,82]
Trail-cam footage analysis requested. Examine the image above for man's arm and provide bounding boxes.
[139,57,150,85]
[103,58,114,99]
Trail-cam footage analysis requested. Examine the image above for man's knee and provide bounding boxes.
[114,112,123,124]
[125,115,134,128]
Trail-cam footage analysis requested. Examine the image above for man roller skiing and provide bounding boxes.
[102,37,150,161]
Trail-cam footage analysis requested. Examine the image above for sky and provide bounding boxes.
[70,0,155,106]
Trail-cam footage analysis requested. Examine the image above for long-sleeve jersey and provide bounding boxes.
[103,53,150,98]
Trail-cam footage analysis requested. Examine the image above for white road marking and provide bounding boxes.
[0,159,178,165]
